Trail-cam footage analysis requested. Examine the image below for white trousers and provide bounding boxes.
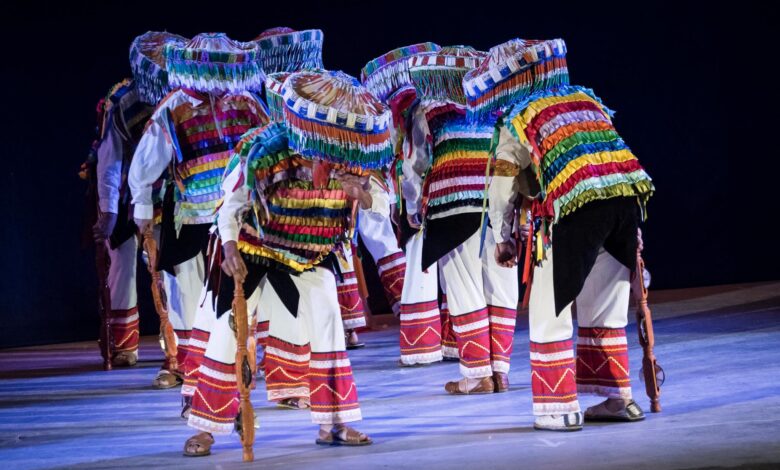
[439,229,519,378]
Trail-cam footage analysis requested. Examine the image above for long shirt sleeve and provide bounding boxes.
[401,105,432,216]
[364,174,391,217]
[128,113,174,220]
[217,163,250,243]
[96,116,124,214]
[488,125,538,243]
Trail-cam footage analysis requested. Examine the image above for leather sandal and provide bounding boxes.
[444,377,495,395]
[492,372,509,393]
[183,432,214,457]
[315,426,372,446]
[277,397,311,410]
[111,351,138,367]
[345,330,365,350]
[534,412,584,432]
[153,369,182,389]
[584,399,645,422]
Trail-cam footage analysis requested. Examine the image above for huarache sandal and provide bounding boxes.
[444,377,495,395]
[584,399,645,422]
[152,369,182,389]
[277,397,311,410]
[534,412,584,432]
[183,432,214,457]
[492,372,509,393]
[111,351,138,367]
[316,426,373,446]
[345,330,365,350]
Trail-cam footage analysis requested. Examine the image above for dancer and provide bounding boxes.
[130,33,268,388]
[92,31,186,372]
[404,46,520,391]
[362,42,450,366]
[470,38,654,430]
[183,70,391,455]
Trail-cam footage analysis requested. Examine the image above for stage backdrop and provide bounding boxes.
[0,1,775,348]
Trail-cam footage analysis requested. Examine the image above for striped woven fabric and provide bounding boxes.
[421,105,494,220]
[254,28,324,74]
[464,38,568,122]
[165,90,267,225]
[129,31,187,105]
[506,85,654,222]
[361,42,440,102]
[265,72,292,122]
[164,33,264,94]
[408,45,487,105]
[283,70,393,171]
[101,79,162,223]
[102,79,153,145]
[265,69,326,123]
[228,123,352,273]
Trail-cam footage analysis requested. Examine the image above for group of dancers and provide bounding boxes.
[85,27,655,457]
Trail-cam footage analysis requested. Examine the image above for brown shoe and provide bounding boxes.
[183,432,214,457]
[153,369,182,389]
[111,351,138,367]
[492,372,509,392]
[444,377,495,395]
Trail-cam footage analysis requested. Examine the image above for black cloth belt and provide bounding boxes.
[551,196,640,315]
[421,212,482,270]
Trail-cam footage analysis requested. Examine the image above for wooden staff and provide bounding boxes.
[95,233,113,371]
[632,251,663,413]
[232,280,255,462]
[142,227,178,372]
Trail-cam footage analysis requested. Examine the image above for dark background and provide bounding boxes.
[1,1,776,348]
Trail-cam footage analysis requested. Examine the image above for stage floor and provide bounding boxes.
[1,282,779,469]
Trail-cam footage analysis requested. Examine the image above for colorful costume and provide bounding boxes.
[95,31,186,366]
[186,70,390,442]
[129,33,268,378]
[361,43,450,365]
[404,46,520,386]
[475,39,654,426]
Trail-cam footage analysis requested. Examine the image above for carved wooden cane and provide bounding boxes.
[632,251,663,412]
[95,232,113,371]
[232,280,255,462]
[142,227,178,372]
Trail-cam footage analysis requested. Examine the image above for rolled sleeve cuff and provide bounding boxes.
[133,203,154,220]
[219,225,240,243]
[493,224,513,244]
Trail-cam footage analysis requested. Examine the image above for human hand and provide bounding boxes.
[221,241,248,283]
[495,241,517,268]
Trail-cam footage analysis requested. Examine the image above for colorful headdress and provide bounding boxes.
[407,45,487,105]
[464,38,568,121]
[282,70,393,171]
[266,68,324,123]
[164,32,264,94]
[254,28,324,74]
[228,122,351,273]
[129,31,187,104]
[265,72,293,123]
[361,42,441,103]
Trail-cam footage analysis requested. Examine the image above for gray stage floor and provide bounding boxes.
[1,282,779,469]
